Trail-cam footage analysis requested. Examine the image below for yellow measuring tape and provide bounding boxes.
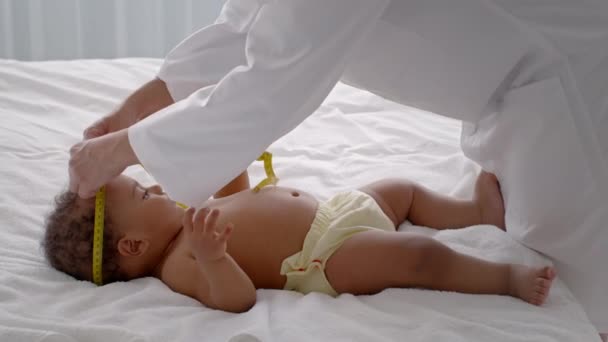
[91,151,277,285]
[92,186,105,286]
[173,152,278,206]
[175,201,189,209]
[253,151,278,192]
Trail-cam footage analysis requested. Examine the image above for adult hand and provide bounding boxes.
[69,129,139,198]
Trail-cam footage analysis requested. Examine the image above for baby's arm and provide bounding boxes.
[185,207,256,312]
[214,171,250,198]
[198,252,255,312]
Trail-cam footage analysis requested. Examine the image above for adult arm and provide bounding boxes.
[214,171,250,198]
[128,0,391,207]
[83,78,174,139]
[83,11,248,139]
[70,13,249,197]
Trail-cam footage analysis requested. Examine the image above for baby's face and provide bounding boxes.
[104,174,185,248]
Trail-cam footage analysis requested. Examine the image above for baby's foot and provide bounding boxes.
[474,171,506,230]
[508,265,556,306]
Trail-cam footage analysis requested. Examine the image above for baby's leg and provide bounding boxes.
[360,171,505,230]
[325,230,555,305]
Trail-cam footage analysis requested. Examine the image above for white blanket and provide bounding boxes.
[0,59,599,341]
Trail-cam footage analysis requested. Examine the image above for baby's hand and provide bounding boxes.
[183,207,234,263]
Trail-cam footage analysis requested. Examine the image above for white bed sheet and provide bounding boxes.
[0,59,599,341]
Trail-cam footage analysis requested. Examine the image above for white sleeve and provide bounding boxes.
[157,2,252,102]
[129,0,390,207]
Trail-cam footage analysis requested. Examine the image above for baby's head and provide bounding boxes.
[43,174,185,284]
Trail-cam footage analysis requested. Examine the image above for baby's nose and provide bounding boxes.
[149,185,164,195]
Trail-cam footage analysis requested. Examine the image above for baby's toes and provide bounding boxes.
[534,284,545,295]
[535,278,551,289]
[541,266,556,280]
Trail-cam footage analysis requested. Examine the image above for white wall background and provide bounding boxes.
[0,0,224,61]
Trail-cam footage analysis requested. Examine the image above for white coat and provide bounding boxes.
[128,0,608,331]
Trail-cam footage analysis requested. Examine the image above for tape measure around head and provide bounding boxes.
[175,201,189,209]
[92,186,105,286]
[253,151,279,192]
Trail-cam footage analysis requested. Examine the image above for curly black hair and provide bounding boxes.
[42,191,126,284]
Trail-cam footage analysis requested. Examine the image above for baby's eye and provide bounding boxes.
[142,189,150,200]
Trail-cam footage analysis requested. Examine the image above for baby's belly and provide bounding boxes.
[207,187,319,289]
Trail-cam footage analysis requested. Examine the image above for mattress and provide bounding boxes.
[0,59,600,341]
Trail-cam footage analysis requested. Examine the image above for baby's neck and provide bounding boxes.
[151,226,184,278]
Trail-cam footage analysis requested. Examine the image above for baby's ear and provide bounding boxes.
[117,237,149,257]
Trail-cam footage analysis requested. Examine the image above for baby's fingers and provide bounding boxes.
[204,209,220,234]
[182,208,196,234]
[193,207,210,233]
[217,223,234,243]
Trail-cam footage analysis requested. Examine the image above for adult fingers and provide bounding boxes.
[68,143,82,193]
[70,131,134,199]
[83,116,111,140]
[78,184,98,199]
[68,141,99,198]
[68,164,79,194]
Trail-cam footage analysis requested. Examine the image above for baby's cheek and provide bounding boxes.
[161,201,183,226]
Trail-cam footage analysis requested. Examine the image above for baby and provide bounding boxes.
[43,170,555,313]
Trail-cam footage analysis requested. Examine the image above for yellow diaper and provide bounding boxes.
[280,190,395,296]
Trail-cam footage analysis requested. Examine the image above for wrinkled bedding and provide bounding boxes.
[0,59,599,341]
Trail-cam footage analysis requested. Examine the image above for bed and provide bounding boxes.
[0,58,600,341]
